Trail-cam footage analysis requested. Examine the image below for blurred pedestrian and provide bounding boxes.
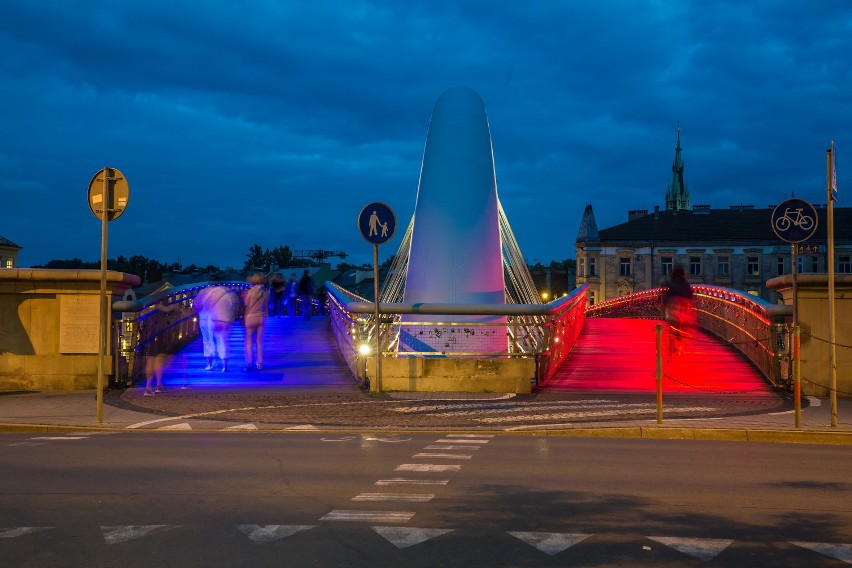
[208,286,237,372]
[193,286,216,371]
[298,269,316,320]
[662,264,696,359]
[144,298,178,396]
[243,272,269,371]
[285,273,298,317]
[269,273,285,316]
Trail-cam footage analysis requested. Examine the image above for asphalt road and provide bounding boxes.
[1,432,850,567]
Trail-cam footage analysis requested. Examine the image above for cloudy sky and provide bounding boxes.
[1,1,849,270]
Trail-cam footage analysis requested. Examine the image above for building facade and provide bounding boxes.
[0,236,21,268]
[575,130,851,304]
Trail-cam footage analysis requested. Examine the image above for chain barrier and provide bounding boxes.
[800,330,852,350]
[799,375,852,396]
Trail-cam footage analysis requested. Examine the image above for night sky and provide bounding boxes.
[1,1,849,270]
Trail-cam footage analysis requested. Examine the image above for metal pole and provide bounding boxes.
[794,325,801,429]
[827,143,838,427]
[656,323,663,424]
[373,244,381,393]
[96,168,110,423]
[791,243,800,429]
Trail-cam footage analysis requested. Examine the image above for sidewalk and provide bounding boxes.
[0,385,850,444]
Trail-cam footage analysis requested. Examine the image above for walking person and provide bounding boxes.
[662,264,696,360]
[269,273,285,316]
[144,299,178,396]
[242,272,269,371]
[285,273,298,317]
[193,286,216,371]
[298,269,316,320]
[208,286,237,372]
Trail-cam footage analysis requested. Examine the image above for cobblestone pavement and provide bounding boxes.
[116,385,793,430]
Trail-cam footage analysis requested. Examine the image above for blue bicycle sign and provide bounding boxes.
[771,198,818,243]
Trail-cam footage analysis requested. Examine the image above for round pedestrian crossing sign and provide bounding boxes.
[358,202,396,245]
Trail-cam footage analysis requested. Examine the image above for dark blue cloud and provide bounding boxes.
[1,1,849,269]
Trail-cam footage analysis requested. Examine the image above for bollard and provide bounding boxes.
[656,324,663,424]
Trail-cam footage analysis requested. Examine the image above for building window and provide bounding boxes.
[747,256,760,276]
[619,257,631,277]
[797,256,804,273]
[661,257,673,276]
[839,255,851,274]
[717,256,729,277]
[589,257,597,277]
[578,257,585,276]
[689,256,701,276]
[810,256,819,273]
[775,257,784,276]
[2,259,10,268]
[588,290,596,305]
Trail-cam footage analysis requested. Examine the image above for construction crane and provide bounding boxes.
[291,249,348,263]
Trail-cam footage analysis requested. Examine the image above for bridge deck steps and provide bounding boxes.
[545,318,776,397]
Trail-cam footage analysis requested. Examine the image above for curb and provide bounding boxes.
[1,422,850,445]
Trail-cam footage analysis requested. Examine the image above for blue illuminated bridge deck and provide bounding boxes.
[152,315,776,397]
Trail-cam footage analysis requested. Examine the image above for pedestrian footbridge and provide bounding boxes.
[114,282,789,397]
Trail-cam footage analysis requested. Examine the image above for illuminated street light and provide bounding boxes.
[359,344,372,355]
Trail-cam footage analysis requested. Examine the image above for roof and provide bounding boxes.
[581,206,852,246]
[0,236,21,248]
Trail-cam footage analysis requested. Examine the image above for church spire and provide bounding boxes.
[665,124,690,211]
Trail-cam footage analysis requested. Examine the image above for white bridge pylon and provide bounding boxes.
[395,86,534,354]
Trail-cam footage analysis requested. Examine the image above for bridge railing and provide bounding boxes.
[111,282,250,385]
[585,285,791,387]
[325,281,588,387]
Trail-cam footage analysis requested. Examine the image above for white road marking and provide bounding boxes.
[424,444,481,450]
[0,527,52,538]
[29,436,89,441]
[320,510,415,523]
[434,438,490,444]
[101,525,180,544]
[442,434,494,438]
[223,423,259,430]
[236,524,315,544]
[375,478,449,486]
[807,397,822,407]
[353,493,434,502]
[647,536,734,562]
[373,526,453,549]
[413,453,473,459]
[508,531,593,556]
[396,464,462,472]
[392,400,613,413]
[791,541,852,563]
[157,423,192,430]
[286,425,319,430]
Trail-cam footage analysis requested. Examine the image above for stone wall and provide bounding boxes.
[0,269,140,391]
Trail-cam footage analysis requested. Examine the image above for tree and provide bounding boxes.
[269,245,293,269]
[243,244,269,272]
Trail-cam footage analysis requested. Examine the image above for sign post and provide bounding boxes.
[827,142,838,427]
[88,167,129,423]
[357,202,396,393]
[771,198,817,428]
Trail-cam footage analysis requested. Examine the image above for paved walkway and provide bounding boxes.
[0,381,850,444]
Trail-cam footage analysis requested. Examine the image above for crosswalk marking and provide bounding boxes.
[236,524,315,544]
[396,464,462,472]
[320,510,415,523]
[433,438,490,444]
[791,541,852,563]
[373,526,453,549]
[424,444,481,450]
[375,478,450,486]
[101,525,180,544]
[509,531,593,556]
[0,527,52,538]
[352,493,434,503]
[412,453,473,459]
[647,536,734,562]
[441,434,494,438]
